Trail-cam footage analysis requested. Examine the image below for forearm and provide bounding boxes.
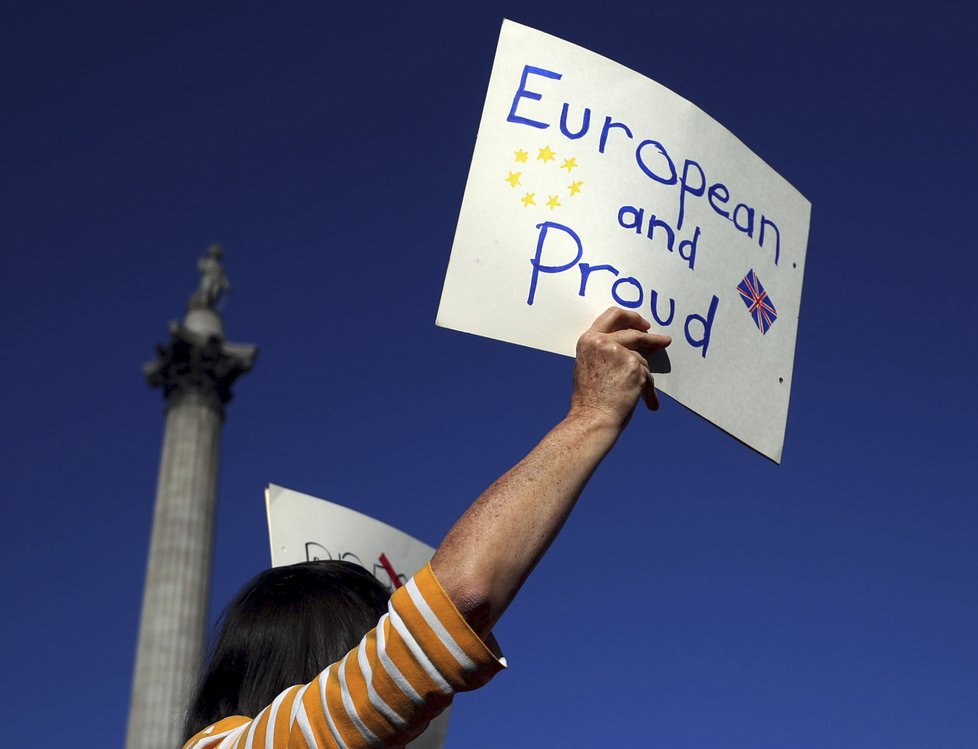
[430,408,622,638]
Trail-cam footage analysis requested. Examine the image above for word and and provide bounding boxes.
[617,205,701,270]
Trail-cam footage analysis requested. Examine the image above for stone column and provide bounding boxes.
[126,247,256,749]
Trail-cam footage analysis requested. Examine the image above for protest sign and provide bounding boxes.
[437,20,811,462]
[264,484,449,749]
[265,483,435,581]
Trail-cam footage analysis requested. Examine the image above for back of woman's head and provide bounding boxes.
[184,560,390,741]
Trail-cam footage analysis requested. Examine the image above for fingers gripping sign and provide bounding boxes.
[570,307,672,428]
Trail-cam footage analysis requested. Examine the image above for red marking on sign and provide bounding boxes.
[378,553,403,589]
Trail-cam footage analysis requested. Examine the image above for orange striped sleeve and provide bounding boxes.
[396,567,505,692]
[182,716,249,749]
[243,700,271,748]
[183,563,505,749]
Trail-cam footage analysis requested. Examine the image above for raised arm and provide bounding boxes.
[182,308,671,749]
[431,307,671,637]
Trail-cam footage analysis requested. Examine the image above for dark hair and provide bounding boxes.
[183,561,391,741]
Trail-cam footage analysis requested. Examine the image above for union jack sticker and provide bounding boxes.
[737,269,777,334]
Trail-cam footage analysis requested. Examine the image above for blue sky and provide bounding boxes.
[2,2,976,747]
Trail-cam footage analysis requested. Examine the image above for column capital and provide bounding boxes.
[144,321,257,415]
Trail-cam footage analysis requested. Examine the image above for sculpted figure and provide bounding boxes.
[188,244,231,310]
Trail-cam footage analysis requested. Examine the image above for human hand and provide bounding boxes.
[568,307,672,430]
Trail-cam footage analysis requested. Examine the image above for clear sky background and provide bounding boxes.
[2,2,976,747]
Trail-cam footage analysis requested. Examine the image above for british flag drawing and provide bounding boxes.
[737,269,777,334]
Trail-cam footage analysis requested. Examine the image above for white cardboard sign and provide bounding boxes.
[266,483,435,582]
[264,483,449,748]
[437,20,811,462]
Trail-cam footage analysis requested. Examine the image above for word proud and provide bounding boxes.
[527,221,719,358]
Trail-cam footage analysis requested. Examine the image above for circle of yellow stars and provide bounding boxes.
[504,145,585,211]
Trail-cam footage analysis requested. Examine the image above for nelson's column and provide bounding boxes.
[126,245,257,749]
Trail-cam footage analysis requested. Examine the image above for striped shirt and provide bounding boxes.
[183,564,505,749]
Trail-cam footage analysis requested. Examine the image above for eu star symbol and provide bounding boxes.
[568,180,583,197]
[537,145,556,163]
[521,192,536,207]
[505,171,522,188]
[546,194,561,210]
[561,157,578,173]
[514,149,529,163]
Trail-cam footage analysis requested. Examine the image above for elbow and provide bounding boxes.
[452,582,495,640]
[430,557,497,638]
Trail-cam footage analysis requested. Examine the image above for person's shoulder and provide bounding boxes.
[181,716,251,749]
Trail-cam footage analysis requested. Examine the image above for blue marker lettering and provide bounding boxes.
[527,221,583,305]
[759,215,781,265]
[677,159,705,231]
[559,102,591,140]
[678,226,700,270]
[618,205,644,233]
[707,182,730,219]
[684,294,720,359]
[733,203,755,238]
[635,139,677,185]
[599,116,633,154]
[649,290,676,326]
[647,214,676,251]
[507,65,562,130]
[578,262,619,296]
[612,277,644,308]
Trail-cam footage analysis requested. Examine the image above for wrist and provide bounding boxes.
[563,404,628,440]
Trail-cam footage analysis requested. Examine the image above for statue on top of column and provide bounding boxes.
[188,244,231,311]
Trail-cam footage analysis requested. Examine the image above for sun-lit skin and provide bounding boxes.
[432,308,671,638]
